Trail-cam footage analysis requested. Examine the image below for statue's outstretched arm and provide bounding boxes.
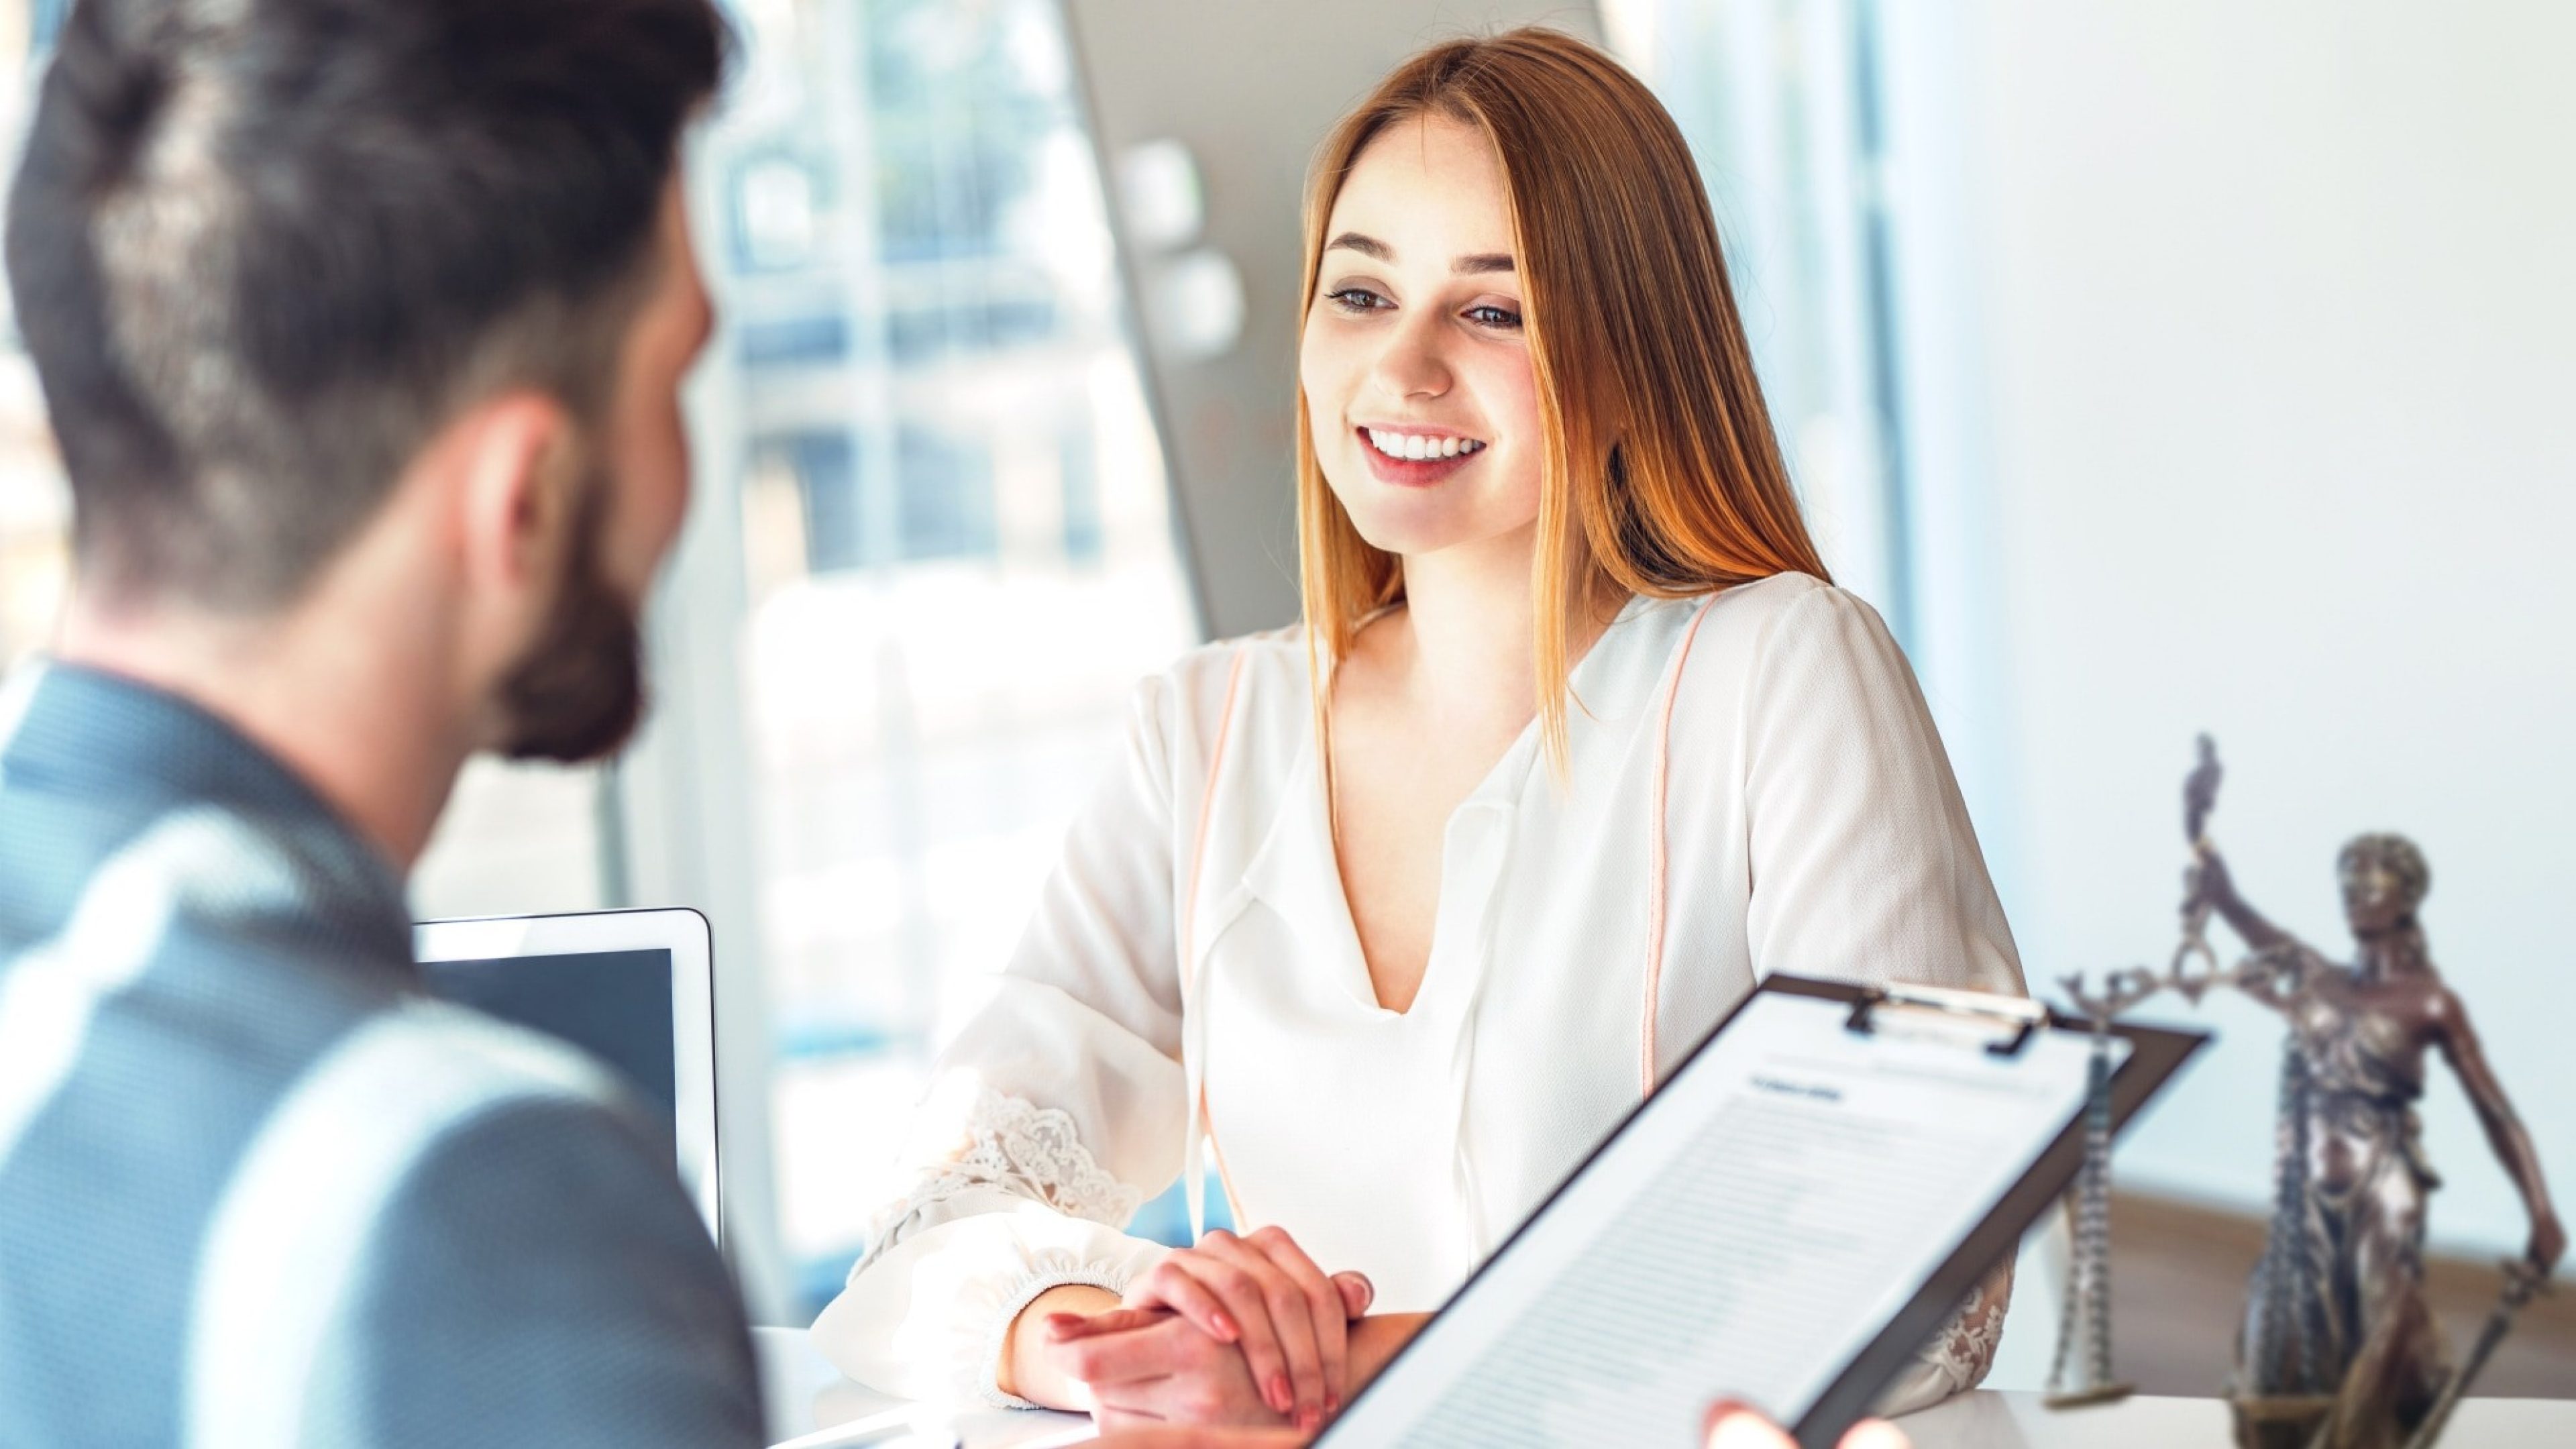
[2192,844,2300,955]
[2218,947,2310,1014]
[2431,987,2566,1275]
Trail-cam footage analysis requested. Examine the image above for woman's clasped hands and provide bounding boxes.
[1042,1225,1377,1434]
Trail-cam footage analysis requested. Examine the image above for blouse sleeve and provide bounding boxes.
[1740,582,2025,998]
[1739,582,2027,1405]
[808,672,1195,1407]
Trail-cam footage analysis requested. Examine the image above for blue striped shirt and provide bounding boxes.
[0,663,762,1447]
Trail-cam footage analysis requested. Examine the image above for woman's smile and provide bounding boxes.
[1356,423,1489,487]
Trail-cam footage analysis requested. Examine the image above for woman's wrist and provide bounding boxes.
[1344,1311,1432,1397]
[999,1282,1122,1407]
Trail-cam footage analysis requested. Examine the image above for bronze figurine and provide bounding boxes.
[2063,737,2563,1449]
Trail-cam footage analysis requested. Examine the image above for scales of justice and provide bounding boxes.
[2043,737,2563,1449]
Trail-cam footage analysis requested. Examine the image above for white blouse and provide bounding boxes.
[810,572,2027,1415]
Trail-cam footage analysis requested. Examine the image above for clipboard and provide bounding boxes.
[1316,974,2205,1449]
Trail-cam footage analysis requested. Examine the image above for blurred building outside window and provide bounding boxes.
[686,0,1202,1316]
[1605,0,1916,641]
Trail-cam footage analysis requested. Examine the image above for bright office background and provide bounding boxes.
[1,0,2567,1382]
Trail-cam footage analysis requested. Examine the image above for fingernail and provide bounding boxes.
[1299,1407,1322,1434]
[1212,1311,1240,1343]
[1702,1399,1753,1440]
[1328,1391,1342,1415]
[1269,1374,1292,1415]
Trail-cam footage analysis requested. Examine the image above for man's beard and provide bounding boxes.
[495,474,649,764]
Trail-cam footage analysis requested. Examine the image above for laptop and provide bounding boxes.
[412,906,721,1245]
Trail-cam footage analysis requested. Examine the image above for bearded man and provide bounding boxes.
[0,1,757,1444]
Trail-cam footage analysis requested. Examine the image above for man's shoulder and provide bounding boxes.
[191,1000,761,1446]
[197,997,643,1299]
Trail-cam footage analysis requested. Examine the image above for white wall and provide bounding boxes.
[1943,0,2576,1263]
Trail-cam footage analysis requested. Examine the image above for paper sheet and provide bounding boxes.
[1326,989,2123,1448]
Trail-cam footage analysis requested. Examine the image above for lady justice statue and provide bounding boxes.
[2063,738,2563,1449]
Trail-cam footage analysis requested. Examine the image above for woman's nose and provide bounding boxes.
[1365,309,1453,401]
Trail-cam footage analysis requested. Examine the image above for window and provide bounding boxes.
[675,0,1202,1317]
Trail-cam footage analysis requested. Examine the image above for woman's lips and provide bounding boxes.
[1357,429,1481,488]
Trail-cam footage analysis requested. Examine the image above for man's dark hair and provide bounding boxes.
[5,0,727,608]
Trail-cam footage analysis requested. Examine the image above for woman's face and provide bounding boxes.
[1298,116,1542,561]
[2339,850,2414,935]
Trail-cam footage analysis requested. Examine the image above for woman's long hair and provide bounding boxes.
[1296,27,1828,768]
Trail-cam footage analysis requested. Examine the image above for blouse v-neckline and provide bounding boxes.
[1237,595,1657,1020]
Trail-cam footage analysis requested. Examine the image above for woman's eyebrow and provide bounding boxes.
[1323,233,1515,275]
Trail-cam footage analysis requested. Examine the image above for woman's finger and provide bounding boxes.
[1088,1397,1166,1437]
[1244,1224,1349,1415]
[1154,1244,1295,1420]
[1125,1257,1243,1346]
[1185,1235,1301,1421]
[1063,1323,1193,1389]
[1197,1230,1327,1429]
[1331,1271,1374,1320]
[1085,1318,1281,1429]
[1046,1306,1169,1341]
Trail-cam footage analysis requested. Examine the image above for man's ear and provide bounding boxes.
[443,389,582,604]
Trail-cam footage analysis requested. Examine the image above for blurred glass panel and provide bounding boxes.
[696,0,1198,1313]
[1603,0,1911,635]
[0,4,66,679]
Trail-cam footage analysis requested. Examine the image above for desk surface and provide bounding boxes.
[753,1326,2572,1448]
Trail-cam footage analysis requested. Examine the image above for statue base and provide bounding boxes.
[2230,1392,2332,1449]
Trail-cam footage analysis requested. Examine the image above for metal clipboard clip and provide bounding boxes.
[1844,981,2049,1059]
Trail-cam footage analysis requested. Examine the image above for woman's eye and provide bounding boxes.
[1466,303,1523,331]
[1327,286,1389,313]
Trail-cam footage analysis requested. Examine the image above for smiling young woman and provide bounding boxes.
[1294,32,1827,780]
[812,28,2024,1438]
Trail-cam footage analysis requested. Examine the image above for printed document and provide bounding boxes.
[1324,989,2123,1447]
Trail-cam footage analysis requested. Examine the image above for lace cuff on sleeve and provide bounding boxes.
[854,1087,1146,1279]
[1874,1260,2013,1417]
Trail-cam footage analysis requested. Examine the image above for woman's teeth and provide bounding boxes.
[1366,428,1486,461]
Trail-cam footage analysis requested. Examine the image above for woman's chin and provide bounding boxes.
[1335,498,1528,561]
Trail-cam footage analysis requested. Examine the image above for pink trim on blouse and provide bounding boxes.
[1180,648,1250,1007]
[1181,648,1251,1230]
[1640,597,1720,1097]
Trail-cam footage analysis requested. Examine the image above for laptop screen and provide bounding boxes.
[419,949,679,1126]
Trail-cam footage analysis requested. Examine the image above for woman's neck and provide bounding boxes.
[1383,529,1615,729]
[2355,924,2432,982]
